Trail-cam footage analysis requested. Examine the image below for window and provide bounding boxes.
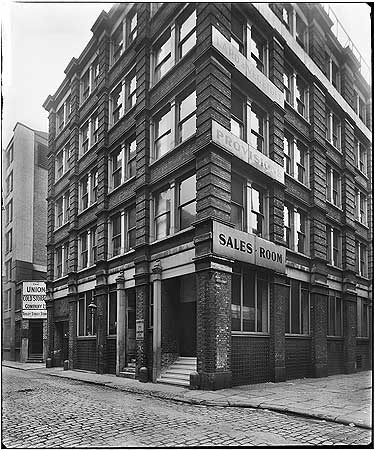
[231,90,245,139]
[6,145,13,168]
[4,289,11,311]
[357,298,369,337]
[111,213,122,257]
[112,24,124,63]
[125,70,137,110]
[153,31,172,83]
[126,8,137,45]
[325,53,340,91]
[284,205,308,254]
[5,259,12,281]
[354,137,367,175]
[355,188,367,225]
[326,225,341,267]
[250,103,266,153]
[283,68,309,120]
[232,267,269,333]
[283,65,292,104]
[356,241,368,277]
[91,169,98,204]
[80,169,98,211]
[327,293,343,336]
[126,138,136,179]
[55,191,69,228]
[354,90,367,124]
[178,90,196,143]
[5,229,12,253]
[281,4,293,30]
[295,76,307,117]
[80,112,99,156]
[56,145,69,180]
[285,133,308,183]
[55,244,68,278]
[80,122,89,155]
[91,227,97,264]
[109,206,136,257]
[178,10,196,59]
[6,171,13,195]
[80,175,89,211]
[5,200,13,224]
[326,109,341,149]
[154,187,171,240]
[81,68,90,102]
[91,114,99,145]
[250,186,264,236]
[295,141,307,184]
[250,27,266,73]
[56,96,71,132]
[286,280,309,334]
[295,12,307,49]
[231,177,244,231]
[326,165,341,207]
[127,206,136,250]
[178,174,196,230]
[231,12,244,53]
[108,287,117,335]
[110,82,123,125]
[77,291,96,336]
[80,232,88,269]
[110,138,136,189]
[111,146,123,189]
[154,107,172,159]
[79,228,97,269]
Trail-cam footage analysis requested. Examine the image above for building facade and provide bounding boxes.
[43,3,372,389]
[2,122,48,362]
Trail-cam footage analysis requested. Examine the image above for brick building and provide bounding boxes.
[2,122,48,362]
[43,3,372,389]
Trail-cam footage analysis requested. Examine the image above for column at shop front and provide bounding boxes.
[270,275,288,382]
[196,264,232,390]
[135,274,149,379]
[343,292,357,374]
[310,284,328,378]
[116,274,126,375]
[95,284,108,374]
[67,293,78,370]
[46,296,54,365]
[151,263,162,382]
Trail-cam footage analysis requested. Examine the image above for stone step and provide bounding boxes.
[157,377,190,387]
[171,363,196,371]
[118,369,136,379]
[160,372,190,381]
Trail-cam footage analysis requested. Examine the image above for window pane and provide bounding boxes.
[78,297,85,336]
[180,175,196,205]
[180,202,196,229]
[155,190,170,216]
[85,291,96,335]
[180,10,196,41]
[301,287,309,334]
[285,285,290,333]
[180,115,196,141]
[290,280,300,334]
[257,278,268,332]
[243,271,255,332]
[155,214,169,239]
[336,297,342,336]
[231,272,241,331]
[181,33,196,57]
[328,296,335,335]
[231,205,243,230]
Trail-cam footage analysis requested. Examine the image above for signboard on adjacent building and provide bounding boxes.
[22,281,47,319]
[212,121,285,184]
[212,26,284,107]
[212,222,286,273]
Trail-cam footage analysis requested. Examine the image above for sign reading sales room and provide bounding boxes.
[213,222,286,273]
[22,281,47,319]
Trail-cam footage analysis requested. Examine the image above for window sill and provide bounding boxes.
[77,202,97,217]
[285,173,310,191]
[77,335,96,339]
[108,176,136,196]
[284,101,310,126]
[107,335,116,339]
[356,336,369,341]
[285,334,312,339]
[107,248,135,262]
[286,248,311,260]
[150,133,196,167]
[327,264,343,271]
[55,170,70,185]
[109,39,137,73]
[231,332,270,337]
[354,167,368,180]
[53,275,68,282]
[77,265,96,273]
[327,336,344,340]
[107,104,136,133]
[325,138,342,156]
[79,88,98,110]
[150,226,195,246]
[354,219,369,230]
[326,200,342,212]
[55,120,71,140]
[78,141,98,162]
[54,222,69,233]
[356,274,369,282]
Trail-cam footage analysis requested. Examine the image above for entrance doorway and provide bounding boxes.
[28,320,43,357]
[178,275,196,357]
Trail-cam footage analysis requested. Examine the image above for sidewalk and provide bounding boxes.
[3,361,372,429]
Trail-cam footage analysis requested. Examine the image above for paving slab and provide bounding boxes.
[2,361,372,429]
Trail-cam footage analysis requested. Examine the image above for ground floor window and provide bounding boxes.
[285,279,309,334]
[77,290,96,336]
[357,297,369,337]
[327,292,342,337]
[231,265,269,333]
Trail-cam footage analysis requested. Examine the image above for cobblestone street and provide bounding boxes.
[2,367,371,448]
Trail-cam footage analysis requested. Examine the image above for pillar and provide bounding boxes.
[46,296,55,364]
[152,262,162,382]
[95,284,108,374]
[116,273,126,374]
[20,319,29,363]
[343,292,357,373]
[311,284,328,377]
[68,293,77,369]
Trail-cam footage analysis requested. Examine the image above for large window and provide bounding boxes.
[177,90,196,143]
[178,174,196,230]
[55,191,69,228]
[153,31,172,83]
[356,241,368,277]
[354,137,367,175]
[154,187,171,240]
[154,107,172,159]
[79,168,98,211]
[326,165,341,207]
[108,287,117,335]
[326,109,341,150]
[109,71,136,127]
[326,225,341,267]
[354,188,367,226]
[56,145,69,180]
[357,298,369,337]
[286,280,309,334]
[232,266,269,333]
[178,10,196,59]
[284,205,308,254]
[327,293,343,337]
[77,291,96,336]
[110,137,136,189]
[283,134,308,184]
[55,244,68,278]
[109,206,136,258]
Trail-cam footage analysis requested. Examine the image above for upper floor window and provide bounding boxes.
[354,188,367,226]
[110,82,123,125]
[326,109,341,150]
[283,134,308,185]
[283,67,309,120]
[55,243,68,278]
[231,90,245,140]
[109,206,136,257]
[5,200,13,225]
[295,12,308,49]
[354,90,367,124]
[232,266,269,333]
[5,171,13,195]
[77,291,96,336]
[55,191,70,228]
[56,96,71,133]
[5,229,12,254]
[79,168,98,212]
[154,31,172,83]
[357,298,369,337]
[126,8,137,45]
[5,289,11,311]
[178,174,196,230]
[327,293,343,337]
[126,70,137,110]
[326,225,341,268]
[154,107,172,159]
[5,259,12,281]
[284,205,308,254]
[286,279,309,334]
[55,144,69,180]
[80,112,99,155]
[178,10,196,59]
[325,53,340,91]
[231,12,244,53]
[154,187,171,240]
[79,228,97,269]
[356,241,368,277]
[5,145,13,168]
[80,122,89,155]
[81,59,100,103]
[109,70,136,127]
[250,103,267,154]
[110,137,136,190]
[178,90,196,143]
[281,4,293,30]
[250,27,266,73]
[326,165,341,207]
[354,137,367,175]
[112,24,124,63]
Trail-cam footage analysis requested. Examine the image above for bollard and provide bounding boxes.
[63,360,69,371]
[46,358,52,368]
[138,366,148,382]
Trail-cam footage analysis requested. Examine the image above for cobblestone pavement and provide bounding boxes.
[2,367,372,448]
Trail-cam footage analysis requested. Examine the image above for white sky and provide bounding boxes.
[1,1,372,146]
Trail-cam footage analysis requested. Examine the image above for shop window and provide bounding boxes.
[178,10,196,59]
[327,293,343,337]
[177,90,196,143]
[354,188,367,226]
[284,205,308,254]
[108,287,117,335]
[231,266,269,333]
[354,137,367,175]
[154,187,171,240]
[356,241,368,277]
[178,174,196,230]
[326,109,341,150]
[285,279,309,334]
[153,107,172,159]
[326,165,341,207]
[357,298,369,337]
[326,225,341,267]
[77,291,96,336]
[5,200,13,224]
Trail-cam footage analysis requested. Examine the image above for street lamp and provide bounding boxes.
[87,301,97,335]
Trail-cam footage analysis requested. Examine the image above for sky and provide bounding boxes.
[1,2,372,146]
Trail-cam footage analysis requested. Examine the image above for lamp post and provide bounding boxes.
[87,300,97,336]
